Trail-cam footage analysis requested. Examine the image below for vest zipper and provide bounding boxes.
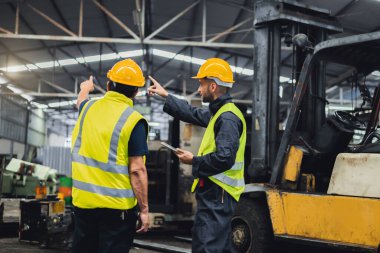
[221,189,224,204]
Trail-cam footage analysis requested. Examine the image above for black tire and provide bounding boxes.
[231,197,274,253]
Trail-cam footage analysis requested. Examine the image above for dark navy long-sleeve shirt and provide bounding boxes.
[163,93,243,178]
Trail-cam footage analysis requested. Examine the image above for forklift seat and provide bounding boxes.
[299,116,354,192]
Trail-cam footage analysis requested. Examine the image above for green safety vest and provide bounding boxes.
[191,103,246,201]
[71,91,147,210]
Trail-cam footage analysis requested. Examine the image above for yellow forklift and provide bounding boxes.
[231,28,380,252]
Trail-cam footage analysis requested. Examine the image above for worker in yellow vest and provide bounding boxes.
[148,58,246,253]
[71,59,149,253]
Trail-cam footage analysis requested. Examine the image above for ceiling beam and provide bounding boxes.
[26,3,76,37]
[145,1,200,40]
[7,2,76,84]
[0,33,253,49]
[207,18,252,43]
[41,79,72,94]
[334,0,359,17]
[215,0,250,59]
[91,0,140,40]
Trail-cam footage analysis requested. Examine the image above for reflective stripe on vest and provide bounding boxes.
[211,162,245,187]
[230,162,244,171]
[71,100,135,197]
[73,179,135,198]
[212,172,245,187]
[192,162,245,189]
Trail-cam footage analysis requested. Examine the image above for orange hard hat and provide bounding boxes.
[192,58,234,83]
[107,59,145,87]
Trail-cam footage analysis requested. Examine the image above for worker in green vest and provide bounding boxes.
[148,58,246,253]
[71,59,149,253]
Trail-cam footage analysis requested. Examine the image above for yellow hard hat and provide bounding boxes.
[107,59,145,87]
[192,58,234,83]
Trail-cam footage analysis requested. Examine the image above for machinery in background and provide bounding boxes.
[231,2,380,251]
[146,139,193,231]
[1,158,57,198]
[0,157,19,238]
[0,158,69,242]
[19,197,73,249]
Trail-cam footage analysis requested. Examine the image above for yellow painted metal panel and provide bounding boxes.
[267,191,380,248]
[266,190,286,234]
[282,146,303,182]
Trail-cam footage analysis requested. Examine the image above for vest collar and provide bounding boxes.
[104,91,134,107]
[209,93,232,114]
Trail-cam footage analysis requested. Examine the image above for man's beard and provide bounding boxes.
[202,93,213,103]
[201,87,213,103]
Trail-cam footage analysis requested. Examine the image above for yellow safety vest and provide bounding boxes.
[71,91,147,210]
[191,103,246,201]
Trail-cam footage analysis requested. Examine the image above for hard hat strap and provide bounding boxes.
[207,77,233,88]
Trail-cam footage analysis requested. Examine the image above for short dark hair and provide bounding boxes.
[108,81,138,98]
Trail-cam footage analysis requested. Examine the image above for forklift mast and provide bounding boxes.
[250,0,342,181]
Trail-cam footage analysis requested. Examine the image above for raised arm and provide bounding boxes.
[76,76,95,109]
[148,76,211,127]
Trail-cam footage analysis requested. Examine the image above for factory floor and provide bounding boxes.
[0,198,191,252]
[0,235,365,253]
[0,237,189,253]
[0,199,366,253]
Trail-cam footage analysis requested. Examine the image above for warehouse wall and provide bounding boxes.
[0,95,46,161]
[28,109,46,146]
[0,96,46,146]
[38,146,71,176]
[0,139,25,159]
[0,96,27,143]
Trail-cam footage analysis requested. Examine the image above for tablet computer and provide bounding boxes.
[160,142,177,152]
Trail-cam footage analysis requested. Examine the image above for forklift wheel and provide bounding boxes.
[231,198,274,253]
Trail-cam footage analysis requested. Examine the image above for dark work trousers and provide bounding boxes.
[192,179,238,253]
[71,206,138,253]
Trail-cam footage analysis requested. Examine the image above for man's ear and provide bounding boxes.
[132,87,139,98]
[211,82,218,92]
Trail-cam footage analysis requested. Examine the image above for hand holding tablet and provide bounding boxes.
[160,142,177,152]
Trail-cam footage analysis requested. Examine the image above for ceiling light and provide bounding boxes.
[0,75,8,84]
[58,59,78,66]
[5,65,28,72]
[31,101,48,109]
[36,61,57,68]
[0,49,144,73]
[148,122,160,127]
[48,100,76,108]
[26,64,38,70]
[101,53,120,61]
[84,55,101,63]
[119,49,144,58]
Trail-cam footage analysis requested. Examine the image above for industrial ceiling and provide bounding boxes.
[0,0,380,129]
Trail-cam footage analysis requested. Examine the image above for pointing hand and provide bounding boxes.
[80,75,95,92]
[148,76,169,98]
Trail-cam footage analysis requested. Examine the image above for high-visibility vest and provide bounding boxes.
[71,91,147,210]
[191,103,246,201]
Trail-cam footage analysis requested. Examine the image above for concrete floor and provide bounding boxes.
[0,237,171,253]
[0,198,191,252]
[0,199,369,253]
[0,235,364,253]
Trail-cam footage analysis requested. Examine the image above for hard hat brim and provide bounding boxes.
[191,74,205,79]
